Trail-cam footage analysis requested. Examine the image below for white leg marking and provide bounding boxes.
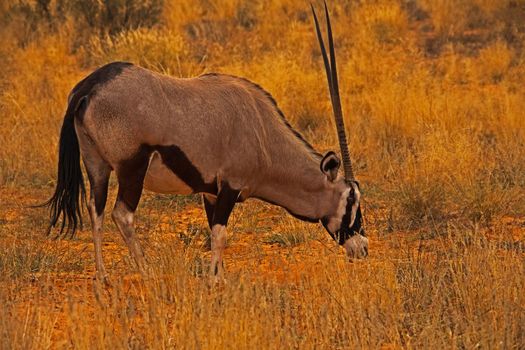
[112,202,146,272]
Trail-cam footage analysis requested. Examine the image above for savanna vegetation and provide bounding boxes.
[1,0,524,348]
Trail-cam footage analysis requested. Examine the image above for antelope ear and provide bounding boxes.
[320,151,340,181]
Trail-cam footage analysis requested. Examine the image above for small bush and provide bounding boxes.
[264,231,307,247]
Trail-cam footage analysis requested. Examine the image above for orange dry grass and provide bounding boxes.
[1,0,525,348]
[1,187,525,349]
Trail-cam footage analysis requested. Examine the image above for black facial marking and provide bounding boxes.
[321,183,365,245]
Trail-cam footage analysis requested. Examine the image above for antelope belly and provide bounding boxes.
[143,152,193,195]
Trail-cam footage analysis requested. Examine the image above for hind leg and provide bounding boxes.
[87,176,110,282]
[82,150,111,283]
[112,152,149,273]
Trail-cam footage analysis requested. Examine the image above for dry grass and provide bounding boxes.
[1,0,525,348]
[1,188,525,348]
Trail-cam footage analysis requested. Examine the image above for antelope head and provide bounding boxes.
[312,2,368,260]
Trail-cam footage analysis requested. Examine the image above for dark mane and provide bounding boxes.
[200,73,323,159]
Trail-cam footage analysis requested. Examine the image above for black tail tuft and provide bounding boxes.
[42,102,86,238]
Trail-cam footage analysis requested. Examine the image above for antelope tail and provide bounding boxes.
[42,96,86,238]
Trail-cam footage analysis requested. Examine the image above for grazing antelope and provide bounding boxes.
[44,3,368,283]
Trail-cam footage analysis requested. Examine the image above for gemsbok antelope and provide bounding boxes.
[44,3,368,283]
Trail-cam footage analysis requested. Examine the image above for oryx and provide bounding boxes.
[44,3,368,283]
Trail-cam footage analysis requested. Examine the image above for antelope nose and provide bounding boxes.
[343,234,369,260]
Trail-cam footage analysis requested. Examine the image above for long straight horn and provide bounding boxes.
[311,2,355,181]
